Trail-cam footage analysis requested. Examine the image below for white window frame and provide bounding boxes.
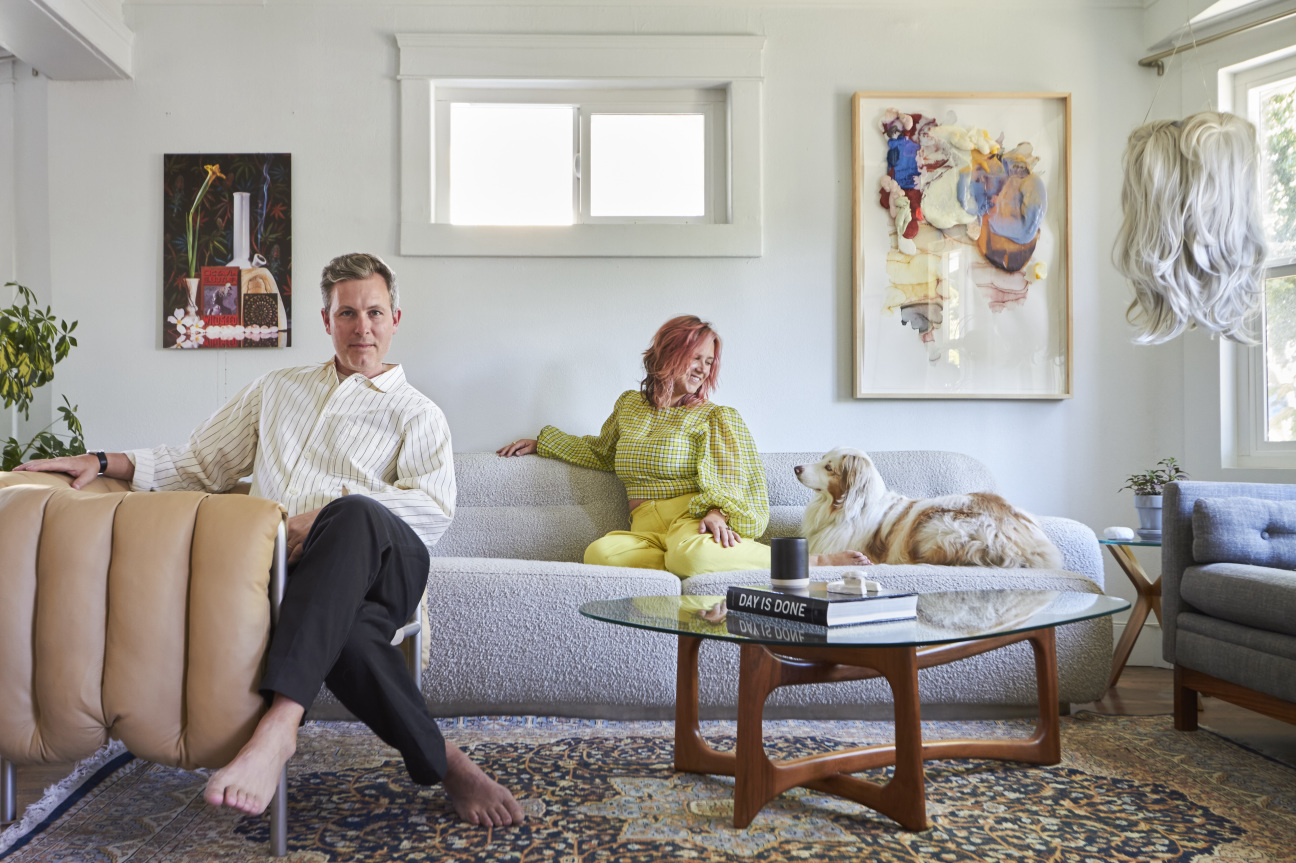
[434,87,726,226]
[1224,51,1296,468]
[397,34,764,257]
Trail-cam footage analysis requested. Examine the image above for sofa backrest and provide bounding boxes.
[434,450,997,562]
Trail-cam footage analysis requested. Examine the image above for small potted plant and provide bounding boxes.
[1120,457,1189,539]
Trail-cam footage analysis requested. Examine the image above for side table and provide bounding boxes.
[1100,538,1162,690]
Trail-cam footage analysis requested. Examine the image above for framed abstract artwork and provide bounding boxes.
[852,92,1071,399]
[162,153,292,349]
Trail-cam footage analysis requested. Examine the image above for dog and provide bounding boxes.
[794,447,1062,569]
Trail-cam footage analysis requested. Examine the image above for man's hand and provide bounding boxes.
[13,454,101,489]
[286,507,323,565]
[699,509,741,548]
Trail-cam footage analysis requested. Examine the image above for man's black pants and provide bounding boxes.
[259,495,447,784]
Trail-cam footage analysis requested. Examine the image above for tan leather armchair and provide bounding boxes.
[0,470,291,854]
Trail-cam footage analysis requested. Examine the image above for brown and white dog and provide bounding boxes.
[794,447,1062,569]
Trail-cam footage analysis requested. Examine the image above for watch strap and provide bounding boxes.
[95,451,108,475]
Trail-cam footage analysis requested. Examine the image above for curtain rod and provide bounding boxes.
[1140,6,1296,75]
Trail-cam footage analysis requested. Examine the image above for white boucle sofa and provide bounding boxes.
[358,450,1110,722]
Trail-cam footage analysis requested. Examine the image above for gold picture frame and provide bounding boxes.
[852,92,1072,399]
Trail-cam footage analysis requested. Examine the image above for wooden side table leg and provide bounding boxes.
[1107,544,1161,690]
[1108,591,1152,690]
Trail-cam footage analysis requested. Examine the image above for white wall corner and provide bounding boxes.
[0,0,134,80]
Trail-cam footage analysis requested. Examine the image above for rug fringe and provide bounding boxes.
[0,740,129,856]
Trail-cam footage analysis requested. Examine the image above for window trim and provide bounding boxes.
[1225,51,1296,467]
[396,33,764,257]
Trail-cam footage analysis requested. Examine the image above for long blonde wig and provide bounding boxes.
[1114,111,1267,344]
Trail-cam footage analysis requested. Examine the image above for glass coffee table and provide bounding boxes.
[581,588,1128,832]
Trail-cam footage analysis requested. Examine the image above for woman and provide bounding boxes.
[498,315,867,578]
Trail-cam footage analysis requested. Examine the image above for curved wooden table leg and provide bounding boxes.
[674,635,735,776]
[732,644,929,830]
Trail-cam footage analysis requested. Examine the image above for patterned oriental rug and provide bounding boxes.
[1,713,1294,862]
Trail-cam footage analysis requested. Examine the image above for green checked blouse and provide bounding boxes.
[536,390,770,538]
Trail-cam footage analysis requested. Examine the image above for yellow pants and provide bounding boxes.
[584,493,772,579]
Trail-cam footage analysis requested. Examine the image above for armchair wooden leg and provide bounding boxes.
[1173,666,1199,731]
[270,767,287,856]
[1,757,15,825]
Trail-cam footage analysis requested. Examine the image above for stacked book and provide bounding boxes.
[726,581,917,627]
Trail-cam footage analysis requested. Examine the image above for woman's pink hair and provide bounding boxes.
[640,315,722,409]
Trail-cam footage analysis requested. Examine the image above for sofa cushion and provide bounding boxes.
[1192,496,1296,568]
[1179,562,1296,637]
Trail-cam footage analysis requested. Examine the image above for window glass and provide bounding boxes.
[449,104,575,226]
[589,113,706,217]
[1253,78,1296,441]
[1256,78,1296,264]
[1264,274,1296,442]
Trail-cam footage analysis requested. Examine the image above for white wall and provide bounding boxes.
[16,0,1193,647]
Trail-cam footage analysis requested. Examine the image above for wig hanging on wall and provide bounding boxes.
[1113,111,1267,345]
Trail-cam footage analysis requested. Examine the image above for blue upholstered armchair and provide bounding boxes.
[1163,480,1296,730]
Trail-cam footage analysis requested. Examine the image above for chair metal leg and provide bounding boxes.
[270,767,287,857]
[269,524,289,856]
[1,757,16,825]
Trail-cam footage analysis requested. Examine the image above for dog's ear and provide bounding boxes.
[831,453,869,516]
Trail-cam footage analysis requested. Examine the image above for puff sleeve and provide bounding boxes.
[536,395,622,473]
[687,406,769,538]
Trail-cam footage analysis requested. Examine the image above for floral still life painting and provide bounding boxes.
[162,153,291,349]
[853,93,1070,398]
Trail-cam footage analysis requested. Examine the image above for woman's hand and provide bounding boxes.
[497,439,538,457]
[13,454,101,489]
[699,509,741,548]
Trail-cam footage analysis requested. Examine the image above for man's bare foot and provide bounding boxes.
[811,551,873,566]
[204,695,304,815]
[443,745,525,827]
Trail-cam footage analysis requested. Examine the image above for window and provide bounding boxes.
[397,34,764,256]
[436,88,724,228]
[1228,52,1296,466]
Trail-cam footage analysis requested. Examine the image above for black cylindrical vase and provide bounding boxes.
[770,536,809,587]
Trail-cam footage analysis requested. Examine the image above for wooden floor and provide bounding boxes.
[5,667,1294,825]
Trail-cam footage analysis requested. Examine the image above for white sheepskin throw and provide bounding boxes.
[1113,111,1267,345]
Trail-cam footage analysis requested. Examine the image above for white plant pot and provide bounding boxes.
[1134,494,1163,540]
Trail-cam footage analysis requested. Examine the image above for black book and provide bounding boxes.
[725,611,912,644]
[726,582,917,627]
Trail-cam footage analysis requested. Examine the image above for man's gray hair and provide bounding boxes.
[320,252,399,311]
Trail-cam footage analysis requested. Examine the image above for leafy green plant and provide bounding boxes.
[1,282,85,470]
[1120,457,1189,496]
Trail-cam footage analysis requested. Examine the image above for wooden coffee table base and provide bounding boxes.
[673,627,1061,830]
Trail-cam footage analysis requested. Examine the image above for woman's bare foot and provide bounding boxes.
[443,745,525,826]
[203,695,304,815]
[811,551,873,566]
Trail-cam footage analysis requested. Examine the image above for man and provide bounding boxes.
[16,252,525,827]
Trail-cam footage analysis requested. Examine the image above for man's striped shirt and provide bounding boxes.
[127,360,455,550]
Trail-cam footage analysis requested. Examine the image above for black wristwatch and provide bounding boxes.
[94,451,108,475]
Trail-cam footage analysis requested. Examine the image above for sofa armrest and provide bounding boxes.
[1036,516,1103,589]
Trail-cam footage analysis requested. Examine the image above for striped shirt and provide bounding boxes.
[127,360,455,550]
[537,389,769,538]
